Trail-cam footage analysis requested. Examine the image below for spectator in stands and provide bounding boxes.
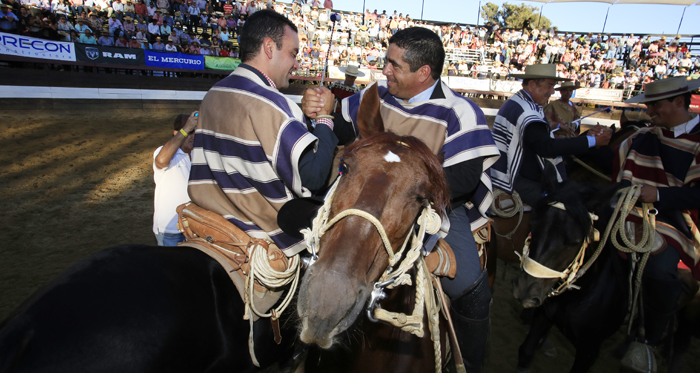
[97,30,114,45]
[328,64,361,113]
[165,38,178,51]
[128,35,141,47]
[122,15,135,38]
[56,14,74,41]
[115,33,128,46]
[147,17,158,42]
[153,112,197,247]
[160,19,171,37]
[0,3,19,33]
[108,14,123,39]
[79,27,96,43]
[152,35,165,50]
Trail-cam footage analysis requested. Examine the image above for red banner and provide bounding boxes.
[691,94,700,114]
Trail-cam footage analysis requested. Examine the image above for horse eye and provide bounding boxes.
[339,163,348,175]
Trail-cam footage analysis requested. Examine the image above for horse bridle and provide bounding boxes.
[517,201,601,298]
[300,174,442,324]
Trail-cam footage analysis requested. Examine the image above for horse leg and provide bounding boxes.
[517,308,554,373]
[569,342,601,373]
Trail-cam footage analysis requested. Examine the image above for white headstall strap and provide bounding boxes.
[517,201,600,297]
[300,173,445,372]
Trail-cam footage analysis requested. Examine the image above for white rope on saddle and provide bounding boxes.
[490,189,525,243]
[243,241,301,367]
[301,174,445,373]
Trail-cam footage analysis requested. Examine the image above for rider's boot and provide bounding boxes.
[450,269,491,373]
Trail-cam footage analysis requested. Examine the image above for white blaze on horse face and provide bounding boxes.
[383,151,401,163]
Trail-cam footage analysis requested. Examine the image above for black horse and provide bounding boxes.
[511,169,628,373]
[0,244,297,373]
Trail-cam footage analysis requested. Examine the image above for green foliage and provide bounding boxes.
[480,2,553,30]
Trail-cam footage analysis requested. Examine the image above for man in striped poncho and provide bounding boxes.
[188,10,339,256]
[302,27,500,372]
[616,77,700,353]
[490,64,612,206]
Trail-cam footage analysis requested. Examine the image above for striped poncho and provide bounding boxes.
[490,89,566,194]
[342,81,500,232]
[188,65,317,256]
[614,122,700,279]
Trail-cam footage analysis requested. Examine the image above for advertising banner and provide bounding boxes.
[691,94,700,114]
[204,56,240,71]
[573,87,624,101]
[0,32,75,61]
[145,50,204,70]
[443,76,491,91]
[75,44,144,65]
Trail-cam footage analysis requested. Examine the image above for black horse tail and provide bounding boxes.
[0,318,33,373]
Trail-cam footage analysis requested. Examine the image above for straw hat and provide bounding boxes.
[625,77,700,104]
[556,81,581,90]
[510,64,571,81]
[339,64,365,77]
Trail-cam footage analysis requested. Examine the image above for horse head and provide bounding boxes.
[512,164,619,308]
[296,84,450,349]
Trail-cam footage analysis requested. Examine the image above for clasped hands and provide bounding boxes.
[301,87,335,119]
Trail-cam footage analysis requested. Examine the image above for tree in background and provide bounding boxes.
[480,2,553,30]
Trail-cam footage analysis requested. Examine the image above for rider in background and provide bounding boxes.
[543,80,582,138]
[302,27,500,372]
[615,77,700,361]
[490,64,612,206]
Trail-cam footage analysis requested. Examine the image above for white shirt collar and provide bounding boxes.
[672,114,699,138]
[405,79,439,104]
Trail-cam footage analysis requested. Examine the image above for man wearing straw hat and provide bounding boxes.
[544,80,581,138]
[327,64,363,113]
[615,77,700,368]
[490,64,612,206]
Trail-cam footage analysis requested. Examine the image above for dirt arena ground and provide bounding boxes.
[0,107,697,372]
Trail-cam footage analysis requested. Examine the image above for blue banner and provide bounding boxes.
[144,50,204,70]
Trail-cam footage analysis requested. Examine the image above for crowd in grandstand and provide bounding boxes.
[0,0,698,88]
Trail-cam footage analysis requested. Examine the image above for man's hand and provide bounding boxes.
[640,184,658,203]
[301,87,334,119]
[591,124,612,147]
[182,111,199,134]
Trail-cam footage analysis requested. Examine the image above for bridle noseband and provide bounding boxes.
[517,201,600,297]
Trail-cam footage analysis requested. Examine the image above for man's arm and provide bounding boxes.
[523,121,610,158]
[155,111,198,169]
[297,123,339,193]
[302,86,356,145]
[444,157,485,203]
[640,184,700,210]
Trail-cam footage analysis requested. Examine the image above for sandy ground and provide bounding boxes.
[0,109,697,372]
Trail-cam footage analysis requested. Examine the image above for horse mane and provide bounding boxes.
[343,132,450,215]
[536,180,596,235]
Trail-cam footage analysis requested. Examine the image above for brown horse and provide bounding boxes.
[295,85,453,372]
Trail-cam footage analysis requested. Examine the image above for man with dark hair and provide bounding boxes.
[189,9,338,256]
[491,64,612,206]
[302,26,500,372]
[617,77,700,370]
[153,112,198,246]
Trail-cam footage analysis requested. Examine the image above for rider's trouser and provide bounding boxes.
[642,247,682,345]
[441,206,490,372]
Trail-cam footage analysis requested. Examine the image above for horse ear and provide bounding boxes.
[356,83,384,138]
[542,162,560,194]
[620,108,629,125]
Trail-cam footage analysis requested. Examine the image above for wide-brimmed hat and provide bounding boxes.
[625,77,700,104]
[556,81,581,90]
[339,64,365,77]
[510,64,571,81]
